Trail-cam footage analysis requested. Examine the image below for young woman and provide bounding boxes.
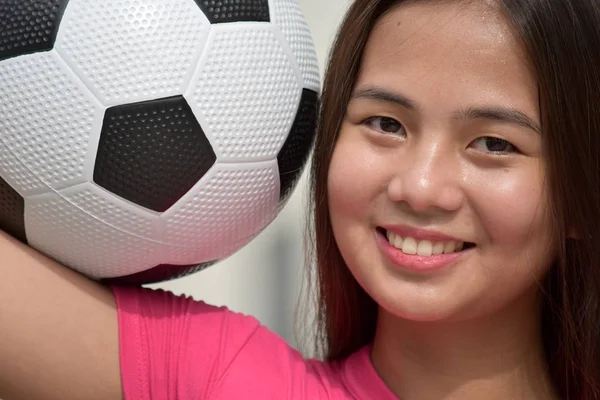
[1,0,599,399]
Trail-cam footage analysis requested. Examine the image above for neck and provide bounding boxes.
[371,290,558,400]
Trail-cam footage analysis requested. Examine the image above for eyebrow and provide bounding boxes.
[453,107,541,135]
[351,86,419,110]
[350,86,541,134]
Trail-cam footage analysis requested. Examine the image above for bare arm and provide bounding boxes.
[0,231,122,400]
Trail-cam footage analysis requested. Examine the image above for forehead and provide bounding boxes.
[357,1,538,111]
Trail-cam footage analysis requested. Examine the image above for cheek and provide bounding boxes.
[327,148,354,213]
[470,166,551,247]
[327,132,383,216]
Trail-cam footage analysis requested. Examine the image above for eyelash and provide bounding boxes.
[362,116,519,155]
[363,116,406,136]
[470,137,517,155]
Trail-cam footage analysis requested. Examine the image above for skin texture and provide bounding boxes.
[327,1,558,399]
[0,231,122,400]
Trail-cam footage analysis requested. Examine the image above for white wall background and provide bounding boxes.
[148,0,351,351]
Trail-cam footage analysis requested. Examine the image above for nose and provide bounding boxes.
[387,140,464,213]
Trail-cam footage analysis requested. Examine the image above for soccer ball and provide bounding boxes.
[0,0,319,284]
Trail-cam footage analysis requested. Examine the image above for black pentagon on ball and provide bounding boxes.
[0,0,70,62]
[0,176,27,243]
[277,88,319,202]
[94,95,217,213]
[102,261,217,285]
[193,0,269,24]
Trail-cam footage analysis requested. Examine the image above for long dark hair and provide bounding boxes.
[305,0,600,398]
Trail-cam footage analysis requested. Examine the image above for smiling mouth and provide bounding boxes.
[376,227,476,257]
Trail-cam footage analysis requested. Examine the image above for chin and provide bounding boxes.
[381,300,461,323]
[369,273,497,324]
[369,283,460,323]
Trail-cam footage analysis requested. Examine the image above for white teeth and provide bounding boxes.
[394,235,403,249]
[387,231,404,249]
[401,237,418,255]
[443,242,456,254]
[432,242,445,255]
[416,240,433,256]
[385,230,467,256]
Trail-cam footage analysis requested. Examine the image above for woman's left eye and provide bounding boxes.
[470,137,517,154]
[364,116,405,136]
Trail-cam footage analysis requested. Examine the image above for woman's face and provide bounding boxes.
[327,0,555,322]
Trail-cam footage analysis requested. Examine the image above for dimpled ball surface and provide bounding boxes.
[0,0,319,284]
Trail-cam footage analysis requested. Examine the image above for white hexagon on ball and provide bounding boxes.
[187,23,303,162]
[270,0,321,92]
[55,0,211,106]
[0,51,104,196]
[25,188,163,279]
[160,160,281,265]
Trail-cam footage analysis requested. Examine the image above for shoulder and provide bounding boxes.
[112,285,267,399]
[111,285,373,400]
[112,284,270,362]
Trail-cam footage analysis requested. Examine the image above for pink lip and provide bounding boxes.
[380,224,463,243]
[376,230,468,273]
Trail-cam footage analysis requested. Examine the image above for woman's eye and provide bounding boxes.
[470,137,516,154]
[365,116,405,135]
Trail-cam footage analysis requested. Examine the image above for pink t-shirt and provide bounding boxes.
[111,286,399,400]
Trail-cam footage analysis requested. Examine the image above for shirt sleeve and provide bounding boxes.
[111,285,340,400]
[112,285,270,400]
